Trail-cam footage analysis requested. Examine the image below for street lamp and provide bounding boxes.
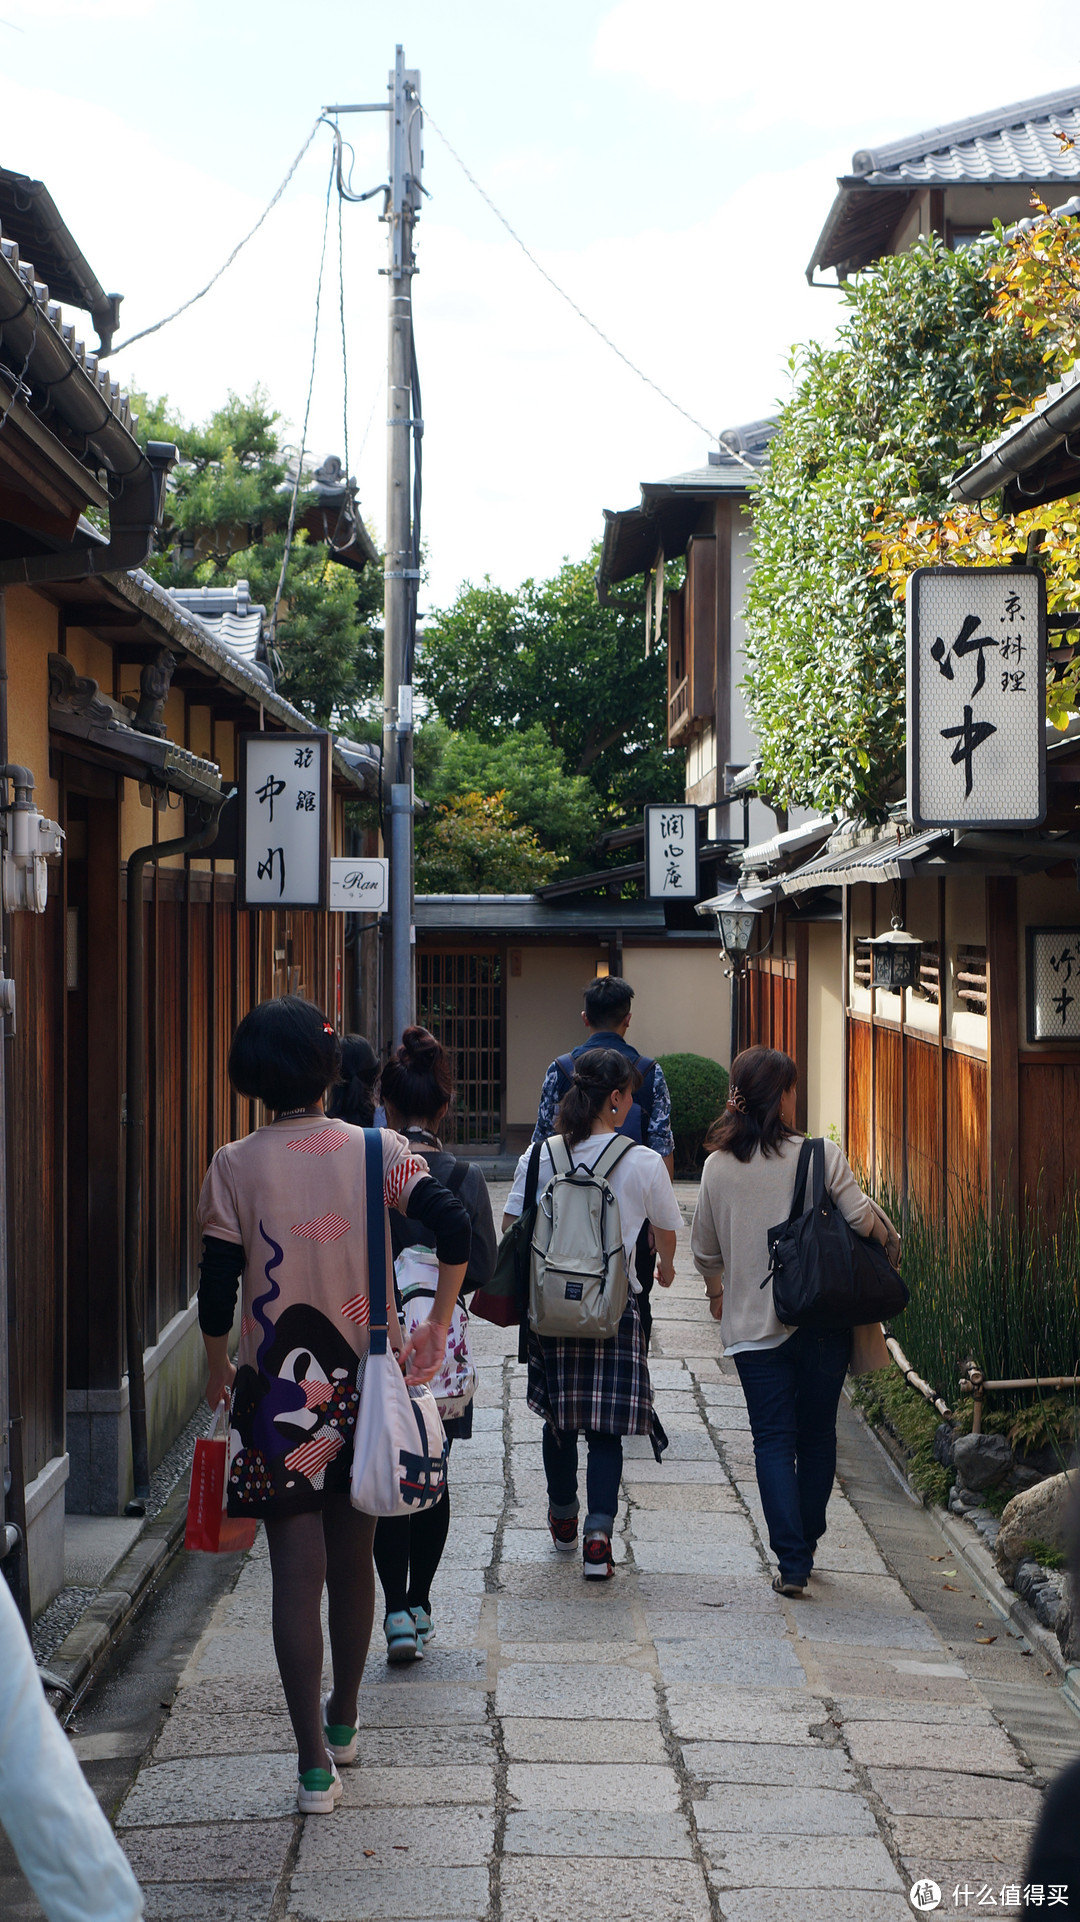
[698,877,775,1064]
[867,917,923,993]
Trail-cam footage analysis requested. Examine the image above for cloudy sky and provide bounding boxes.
[1,0,1077,604]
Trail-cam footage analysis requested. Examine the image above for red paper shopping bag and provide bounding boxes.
[184,1403,256,1553]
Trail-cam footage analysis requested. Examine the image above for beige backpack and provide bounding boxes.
[528,1133,634,1340]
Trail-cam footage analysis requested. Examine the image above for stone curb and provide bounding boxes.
[845,1392,1080,1719]
[45,1475,191,1716]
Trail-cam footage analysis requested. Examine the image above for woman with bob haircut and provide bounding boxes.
[503,1048,682,1581]
[373,1025,497,1662]
[691,1046,897,1598]
[196,996,471,1815]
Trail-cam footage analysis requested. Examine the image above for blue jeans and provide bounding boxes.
[542,1425,623,1535]
[733,1327,851,1584]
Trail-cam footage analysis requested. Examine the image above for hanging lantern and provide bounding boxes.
[867,917,923,992]
[709,879,767,959]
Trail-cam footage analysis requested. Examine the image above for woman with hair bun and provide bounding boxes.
[503,1048,682,1581]
[326,1034,379,1128]
[374,1026,497,1662]
[690,1045,897,1599]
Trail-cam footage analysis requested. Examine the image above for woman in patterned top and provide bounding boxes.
[197,997,470,1815]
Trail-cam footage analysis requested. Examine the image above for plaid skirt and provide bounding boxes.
[526,1295,668,1460]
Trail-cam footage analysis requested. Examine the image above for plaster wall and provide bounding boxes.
[505,945,607,1127]
[899,875,939,1037]
[5,587,59,817]
[945,874,988,1051]
[622,943,730,1068]
[806,922,843,1138]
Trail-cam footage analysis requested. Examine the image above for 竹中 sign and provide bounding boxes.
[1027,926,1080,1041]
[238,731,330,909]
[907,566,1046,830]
[328,857,389,913]
[645,804,698,898]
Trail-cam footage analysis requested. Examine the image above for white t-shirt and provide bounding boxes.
[505,1133,682,1284]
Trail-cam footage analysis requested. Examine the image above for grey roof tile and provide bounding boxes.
[852,88,1080,185]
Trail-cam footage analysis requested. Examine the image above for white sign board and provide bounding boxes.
[644,804,698,898]
[238,731,329,909]
[907,566,1046,830]
[1027,926,1080,1041]
[328,857,389,913]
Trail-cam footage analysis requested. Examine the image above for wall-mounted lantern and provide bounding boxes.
[867,918,923,992]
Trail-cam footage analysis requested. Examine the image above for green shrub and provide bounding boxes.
[657,1053,729,1175]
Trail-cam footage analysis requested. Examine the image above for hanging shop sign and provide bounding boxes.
[328,857,389,913]
[644,804,699,898]
[238,731,330,909]
[1027,926,1080,1041]
[907,566,1046,830]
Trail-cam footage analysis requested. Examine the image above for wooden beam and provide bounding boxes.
[986,875,1020,1219]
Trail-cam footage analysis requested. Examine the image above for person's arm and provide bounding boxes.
[690,1174,726,1319]
[645,1065,676,1173]
[823,1141,888,1244]
[196,1159,243,1411]
[397,1174,471,1380]
[532,1063,561,1145]
[653,1226,677,1287]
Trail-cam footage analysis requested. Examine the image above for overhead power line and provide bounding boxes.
[419,102,729,453]
[104,117,325,359]
[269,149,337,645]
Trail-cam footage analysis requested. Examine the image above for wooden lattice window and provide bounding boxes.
[417,949,503,1147]
[853,938,873,989]
[955,944,988,1013]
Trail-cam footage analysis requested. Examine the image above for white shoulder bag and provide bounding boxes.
[350,1131,448,1517]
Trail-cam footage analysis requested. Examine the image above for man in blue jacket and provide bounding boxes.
[532,974,675,1348]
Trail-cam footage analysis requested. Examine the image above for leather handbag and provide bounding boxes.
[471,1141,542,1328]
[764,1138,909,1330]
[349,1130,448,1517]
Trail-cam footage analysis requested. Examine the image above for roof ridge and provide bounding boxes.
[852,85,1080,178]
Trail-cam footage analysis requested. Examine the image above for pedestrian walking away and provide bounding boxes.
[196,997,470,1814]
[507,1047,681,1579]
[690,1045,899,1597]
[372,1025,498,1664]
[532,974,675,1350]
[325,1032,380,1128]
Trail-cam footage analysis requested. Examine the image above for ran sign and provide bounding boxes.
[906,566,1046,830]
[1027,927,1080,1041]
[329,857,389,913]
[645,804,698,898]
[238,732,330,909]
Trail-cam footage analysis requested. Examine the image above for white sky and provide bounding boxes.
[1,0,1077,605]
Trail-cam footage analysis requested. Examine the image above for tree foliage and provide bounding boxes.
[132,387,382,729]
[417,550,681,820]
[743,234,1050,818]
[872,202,1080,731]
[414,790,561,894]
[418,722,601,864]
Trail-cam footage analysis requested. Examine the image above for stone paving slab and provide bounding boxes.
[716,1893,915,1922]
[293,1805,493,1870]
[694,1783,878,1835]
[889,1813,1036,1861]
[287,1866,489,1920]
[503,1808,693,1857]
[119,1755,300,1826]
[120,1820,294,1882]
[499,1856,712,1922]
[844,1719,1028,1774]
[496,1598,638,1641]
[867,1766,1047,1819]
[500,1718,670,1763]
[790,1604,942,1650]
[702,1833,905,1891]
[494,1661,658,1720]
[665,1683,829,1744]
[338,1765,495,1807]
[682,1740,857,1788]
[142,1883,280,1921]
[505,1762,680,1810]
[655,1635,807,1687]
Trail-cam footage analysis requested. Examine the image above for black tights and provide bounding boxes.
[264,1494,376,1775]
[373,1488,451,1615]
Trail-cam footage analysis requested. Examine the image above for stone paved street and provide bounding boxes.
[109,1185,1079,1920]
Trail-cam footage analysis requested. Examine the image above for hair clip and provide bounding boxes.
[726,1086,747,1114]
[323,1022,335,1035]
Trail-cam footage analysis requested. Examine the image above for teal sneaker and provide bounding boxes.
[384,1608,421,1663]
[410,1604,434,1646]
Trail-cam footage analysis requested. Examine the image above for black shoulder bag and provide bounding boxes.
[764,1138,909,1330]
[470,1142,542,1330]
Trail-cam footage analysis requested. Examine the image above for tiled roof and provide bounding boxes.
[598,420,776,593]
[853,89,1080,186]
[809,86,1080,282]
[166,580,273,685]
[0,227,137,449]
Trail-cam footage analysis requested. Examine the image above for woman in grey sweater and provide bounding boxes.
[691,1046,895,1597]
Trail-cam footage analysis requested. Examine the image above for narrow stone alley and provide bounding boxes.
[82,1189,1080,1918]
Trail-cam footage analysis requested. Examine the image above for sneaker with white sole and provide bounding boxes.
[582,1531,614,1580]
[548,1509,579,1554]
[322,1692,358,1765]
[384,1608,422,1663]
[297,1758,342,1814]
[410,1604,435,1646]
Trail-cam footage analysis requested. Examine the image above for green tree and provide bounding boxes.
[417,549,681,821]
[419,722,600,863]
[743,234,1049,818]
[414,791,561,893]
[132,388,382,730]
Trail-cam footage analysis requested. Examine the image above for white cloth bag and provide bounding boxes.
[349,1130,448,1518]
[396,1244,478,1420]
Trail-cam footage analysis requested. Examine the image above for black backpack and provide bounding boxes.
[763,1139,909,1330]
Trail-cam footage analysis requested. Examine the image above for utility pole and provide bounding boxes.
[382,46,422,1049]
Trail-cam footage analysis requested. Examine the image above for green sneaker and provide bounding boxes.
[322,1692,358,1765]
[297,1759,341,1814]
